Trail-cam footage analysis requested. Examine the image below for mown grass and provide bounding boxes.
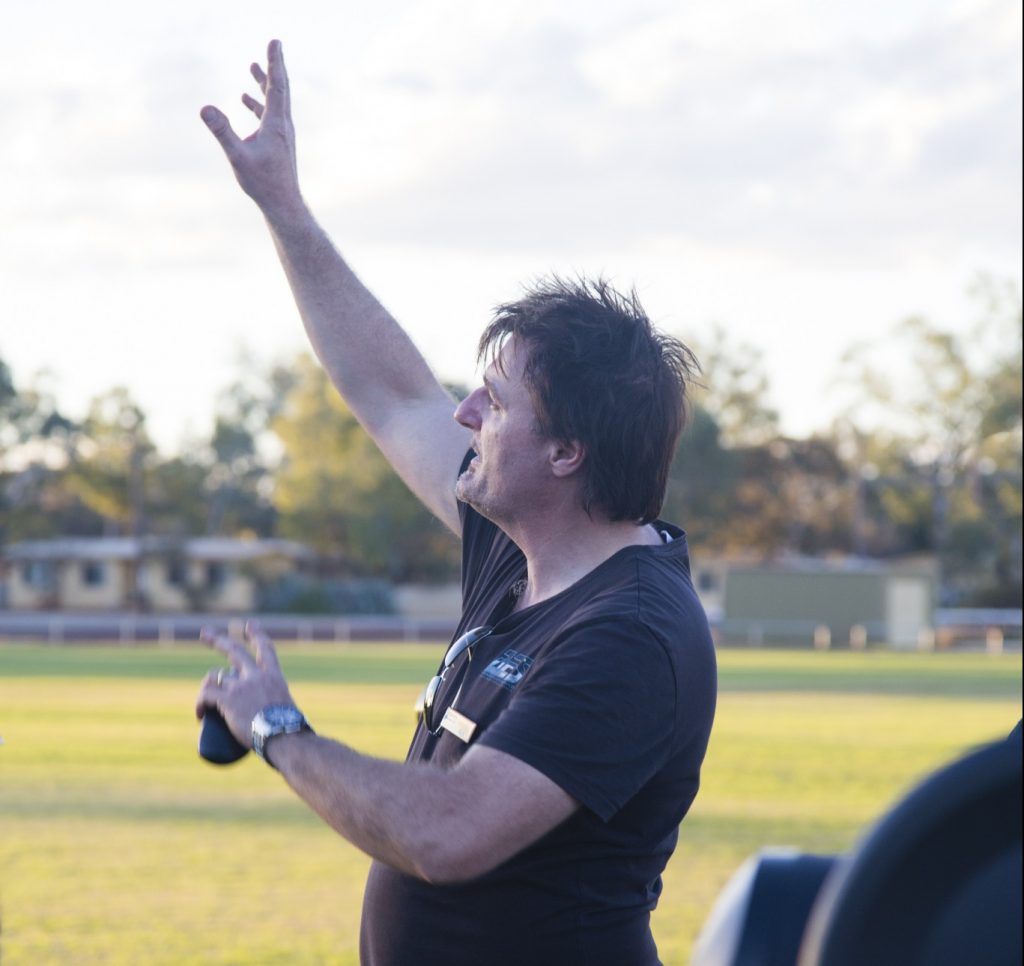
[0,644,1020,965]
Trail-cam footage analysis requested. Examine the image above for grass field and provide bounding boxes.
[1,643,1020,965]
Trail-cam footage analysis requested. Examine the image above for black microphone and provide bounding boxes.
[198,706,249,764]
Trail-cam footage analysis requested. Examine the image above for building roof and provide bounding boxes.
[725,554,937,578]
[3,537,314,562]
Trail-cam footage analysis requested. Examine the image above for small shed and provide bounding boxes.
[722,557,936,648]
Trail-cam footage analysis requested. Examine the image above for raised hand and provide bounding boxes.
[200,39,303,220]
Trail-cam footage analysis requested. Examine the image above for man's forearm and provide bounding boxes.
[201,43,469,533]
[263,205,452,429]
[263,727,577,886]
[267,729,469,883]
[197,626,577,886]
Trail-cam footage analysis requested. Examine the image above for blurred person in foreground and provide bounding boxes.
[195,40,716,966]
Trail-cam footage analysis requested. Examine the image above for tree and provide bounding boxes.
[64,388,154,536]
[0,360,98,543]
[0,357,16,429]
[667,327,856,558]
[270,354,459,581]
[664,329,799,556]
[663,405,741,550]
[0,362,77,464]
[197,357,300,538]
[687,325,779,448]
[772,436,852,556]
[147,456,211,537]
[838,277,1022,603]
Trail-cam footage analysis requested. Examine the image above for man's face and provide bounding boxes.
[454,338,554,525]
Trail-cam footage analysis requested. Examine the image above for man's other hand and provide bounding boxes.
[195,620,296,749]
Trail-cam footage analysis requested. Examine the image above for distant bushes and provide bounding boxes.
[258,574,396,615]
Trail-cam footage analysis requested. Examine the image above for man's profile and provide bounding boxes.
[195,39,716,966]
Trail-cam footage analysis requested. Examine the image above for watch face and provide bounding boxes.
[259,704,305,734]
[252,705,310,768]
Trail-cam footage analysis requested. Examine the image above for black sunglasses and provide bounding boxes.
[415,625,493,736]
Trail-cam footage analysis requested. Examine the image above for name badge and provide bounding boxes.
[440,707,477,743]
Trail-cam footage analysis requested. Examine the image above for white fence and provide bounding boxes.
[0,611,457,644]
[0,609,1020,650]
[713,609,1022,651]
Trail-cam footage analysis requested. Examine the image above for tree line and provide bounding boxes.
[1,279,1020,605]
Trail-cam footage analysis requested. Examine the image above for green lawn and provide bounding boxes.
[0,644,1019,965]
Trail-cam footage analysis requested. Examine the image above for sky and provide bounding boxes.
[1,0,1021,455]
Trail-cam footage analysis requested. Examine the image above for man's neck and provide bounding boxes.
[507,510,662,612]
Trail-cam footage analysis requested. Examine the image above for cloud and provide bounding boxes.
[291,0,1021,266]
[5,0,1018,269]
[0,0,1019,449]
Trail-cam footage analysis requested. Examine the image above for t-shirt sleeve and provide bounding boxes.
[475,619,678,822]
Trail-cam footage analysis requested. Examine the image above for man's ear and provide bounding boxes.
[549,439,585,478]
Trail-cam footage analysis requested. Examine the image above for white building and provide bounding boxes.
[1,537,313,613]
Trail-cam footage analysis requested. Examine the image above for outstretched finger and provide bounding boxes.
[199,105,243,159]
[265,39,290,115]
[241,92,264,119]
[200,626,258,673]
[245,620,281,672]
[250,62,268,94]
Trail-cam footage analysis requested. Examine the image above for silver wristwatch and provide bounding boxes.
[251,704,313,769]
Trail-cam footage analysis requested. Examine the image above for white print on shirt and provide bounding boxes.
[481,649,534,691]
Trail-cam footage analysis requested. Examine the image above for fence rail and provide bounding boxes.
[0,611,458,644]
[712,611,1022,651]
[1,609,1020,650]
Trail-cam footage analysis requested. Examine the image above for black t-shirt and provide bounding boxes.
[360,485,717,966]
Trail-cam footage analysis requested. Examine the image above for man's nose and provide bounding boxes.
[454,387,485,430]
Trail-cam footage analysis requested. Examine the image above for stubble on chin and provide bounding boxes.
[455,470,478,511]
[454,467,471,504]
[455,468,497,523]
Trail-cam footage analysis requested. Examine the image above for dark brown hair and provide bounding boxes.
[478,276,699,525]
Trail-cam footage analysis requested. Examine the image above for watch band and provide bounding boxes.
[251,704,313,770]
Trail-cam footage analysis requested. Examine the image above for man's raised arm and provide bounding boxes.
[200,40,469,534]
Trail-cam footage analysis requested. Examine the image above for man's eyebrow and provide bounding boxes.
[482,374,503,402]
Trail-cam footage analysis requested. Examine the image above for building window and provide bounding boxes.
[21,561,54,589]
[167,561,187,587]
[206,562,226,590]
[82,561,105,586]
[698,571,720,592]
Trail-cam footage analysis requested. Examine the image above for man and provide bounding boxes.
[195,40,716,966]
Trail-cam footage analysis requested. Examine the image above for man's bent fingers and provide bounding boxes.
[251,62,268,94]
[241,93,264,119]
[195,672,221,719]
[200,106,243,158]
[245,620,281,671]
[199,626,257,672]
